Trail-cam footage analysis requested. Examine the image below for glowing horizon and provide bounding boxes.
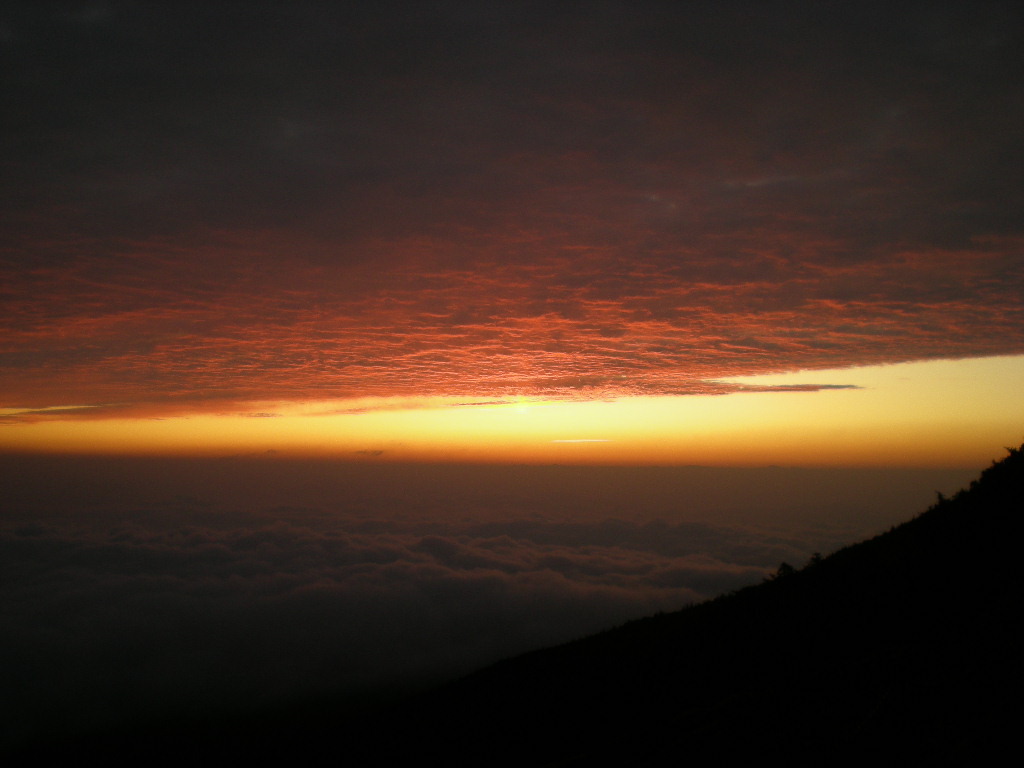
[3,355,1021,468]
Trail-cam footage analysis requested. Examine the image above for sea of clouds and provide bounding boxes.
[1,458,971,745]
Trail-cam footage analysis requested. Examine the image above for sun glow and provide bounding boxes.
[2,356,1022,467]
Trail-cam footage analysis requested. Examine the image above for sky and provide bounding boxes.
[2,0,1023,466]
[2,0,1024,748]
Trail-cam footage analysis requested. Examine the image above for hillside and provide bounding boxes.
[350,444,1024,765]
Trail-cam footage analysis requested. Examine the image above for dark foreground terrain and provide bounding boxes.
[14,445,1024,765]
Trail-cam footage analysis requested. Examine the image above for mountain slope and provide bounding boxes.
[354,445,1024,765]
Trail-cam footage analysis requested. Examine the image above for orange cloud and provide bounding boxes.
[2,4,1022,421]
[2,229,1022,418]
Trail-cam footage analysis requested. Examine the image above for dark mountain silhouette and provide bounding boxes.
[14,445,1023,765]
[349,444,1024,765]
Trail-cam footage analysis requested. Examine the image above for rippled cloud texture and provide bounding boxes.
[1,457,973,743]
[3,1,1022,412]
[2,513,769,738]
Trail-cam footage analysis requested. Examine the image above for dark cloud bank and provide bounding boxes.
[1,456,974,746]
[2,0,1023,406]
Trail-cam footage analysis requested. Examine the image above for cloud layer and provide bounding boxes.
[0,450,974,745]
[3,453,973,745]
[1,505,810,743]
[2,2,1023,412]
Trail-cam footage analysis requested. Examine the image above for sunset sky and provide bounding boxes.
[4,2,1024,746]
[3,1,1022,466]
